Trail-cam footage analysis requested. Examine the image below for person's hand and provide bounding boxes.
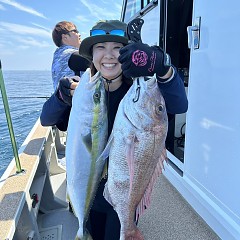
[118,42,171,78]
[56,76,80,106]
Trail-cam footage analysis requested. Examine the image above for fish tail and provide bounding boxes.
[75,229,93,240]
[121,226,144,240]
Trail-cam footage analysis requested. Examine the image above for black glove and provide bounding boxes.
[118,42,171,78]
[56,77,79,106]
[68,52,91,76]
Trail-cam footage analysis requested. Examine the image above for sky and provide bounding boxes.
[0,0,123,70]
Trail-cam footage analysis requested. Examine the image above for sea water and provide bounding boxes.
[0,70,53,177]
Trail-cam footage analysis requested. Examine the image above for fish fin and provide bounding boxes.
[135,147,167,221]
[96,131,113,162]
[82,132,92,152]
[103,181,113,206]
[126,135,136,197]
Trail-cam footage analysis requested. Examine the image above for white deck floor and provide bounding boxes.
[42,173,221,240]
[138,175,220,240]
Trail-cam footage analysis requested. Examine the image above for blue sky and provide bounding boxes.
[0,0,123,70]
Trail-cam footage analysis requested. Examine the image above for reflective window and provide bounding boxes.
[124,0,141,21]
[123,0,155,22]
[143,0,149,8]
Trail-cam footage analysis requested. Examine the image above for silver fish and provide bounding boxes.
[104,76,168,240]
[66,69,108,240]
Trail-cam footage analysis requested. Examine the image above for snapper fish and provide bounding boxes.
[103,76,168,240]
[66,69,108,240]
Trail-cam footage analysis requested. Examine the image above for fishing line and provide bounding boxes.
[104,80,112,179]
[102,72,123,179]
[106,80,112,134]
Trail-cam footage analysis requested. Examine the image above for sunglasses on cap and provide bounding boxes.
[90,29,126,37]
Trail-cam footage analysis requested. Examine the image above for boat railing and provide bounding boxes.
[0,59,75,239]
[0,119,71,239]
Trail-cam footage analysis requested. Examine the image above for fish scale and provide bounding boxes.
[104,76,168,240]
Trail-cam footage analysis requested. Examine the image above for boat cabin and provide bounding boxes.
[121,0,240,239]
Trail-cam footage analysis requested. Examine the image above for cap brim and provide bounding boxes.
[79,35,128,61]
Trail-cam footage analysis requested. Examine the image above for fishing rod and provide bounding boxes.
[6,96,50,99]
[0,60,24,174]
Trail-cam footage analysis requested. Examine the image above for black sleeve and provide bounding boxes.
[68,52,91,76]
[40,93,71,131]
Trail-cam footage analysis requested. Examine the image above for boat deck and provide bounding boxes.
[36,173,221,240]
[138,174,220,239]
[0,123,221,240]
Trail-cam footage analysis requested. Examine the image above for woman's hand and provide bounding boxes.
[56,76,80,106]
[118,42,171,78]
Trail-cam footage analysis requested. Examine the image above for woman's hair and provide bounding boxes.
[52,21,77,47]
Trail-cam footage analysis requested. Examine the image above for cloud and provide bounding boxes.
[31,23,52,32]
[18,45,30,50]
[79,0,121,20]
[0,22,51,38]
[0,0,47,19]
[0,3,6,10]
[76,15,89,23]
[16,36,51,48]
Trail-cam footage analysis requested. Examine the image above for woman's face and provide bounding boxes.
[92,42,123,80]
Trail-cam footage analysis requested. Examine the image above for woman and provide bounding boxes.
[72,19,188,239]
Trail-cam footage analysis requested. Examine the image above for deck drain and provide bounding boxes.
[40,225,62,240]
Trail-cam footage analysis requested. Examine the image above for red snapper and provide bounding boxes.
[104,76,168,240]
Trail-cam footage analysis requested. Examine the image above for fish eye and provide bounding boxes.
[156,104,164,114]
[93,91,101,102]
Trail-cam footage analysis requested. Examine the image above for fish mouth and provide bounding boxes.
[146,77,157,89]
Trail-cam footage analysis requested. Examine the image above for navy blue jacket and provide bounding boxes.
[40,68,188,131]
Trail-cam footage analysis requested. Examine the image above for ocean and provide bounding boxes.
[0,70,53,177]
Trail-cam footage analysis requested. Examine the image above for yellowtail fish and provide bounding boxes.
[66,69,108,240]
[104,76,168,240]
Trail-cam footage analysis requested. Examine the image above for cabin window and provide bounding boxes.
[143,0,150,7]
[123,0,155,22]
[124,0,141,21]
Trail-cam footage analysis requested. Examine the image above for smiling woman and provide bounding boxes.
[92,42,124,85]
[66,19,188,240]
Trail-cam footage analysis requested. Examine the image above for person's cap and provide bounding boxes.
[79,20,128,60]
